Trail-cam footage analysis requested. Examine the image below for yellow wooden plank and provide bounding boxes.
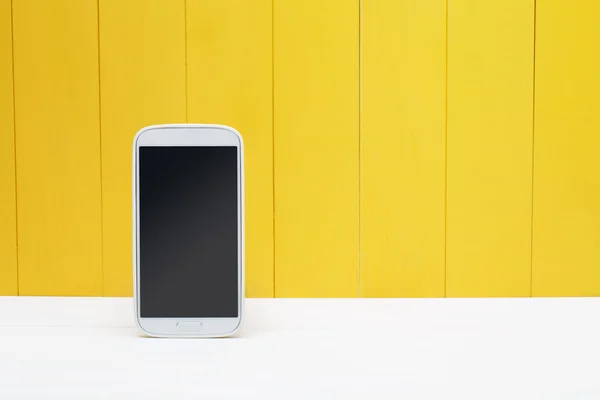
[360,0,446,297]
[99,0,186,297]
[446,0,534,297]
[0,0,17,295]
[13,0,102,296]
[274,0,359,297]
[532,0,600,296]
[186,0,273,297]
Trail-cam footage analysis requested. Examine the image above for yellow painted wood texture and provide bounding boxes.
[99,0,186,296]
[360,0,446,297]
[2,0,599,297]
[186,0,273,297]
[532,0,600,296]
[274,0,359,297]
[12,0,103,295]
[446,0,535,297]
[0,0,17,295]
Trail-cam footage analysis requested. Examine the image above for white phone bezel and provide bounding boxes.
[132,124,244,338]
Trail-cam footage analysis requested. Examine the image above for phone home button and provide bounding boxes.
[176,322,203,331]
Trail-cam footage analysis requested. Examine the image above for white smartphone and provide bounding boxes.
[132,124,244,338]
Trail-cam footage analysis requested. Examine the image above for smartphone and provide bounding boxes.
[133,124,244,338]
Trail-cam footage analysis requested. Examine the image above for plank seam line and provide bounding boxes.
[10,0,20,295]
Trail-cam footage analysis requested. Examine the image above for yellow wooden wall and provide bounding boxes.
[532,0,600,296]
[274,0,359,297]
[361,0,446,297]
[12,0,103,296]
[0,0,598,298]
[446,0,535,297]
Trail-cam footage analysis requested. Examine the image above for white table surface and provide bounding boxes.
[1,297,599,399]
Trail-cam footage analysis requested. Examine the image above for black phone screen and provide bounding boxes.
[138,146,239,318]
